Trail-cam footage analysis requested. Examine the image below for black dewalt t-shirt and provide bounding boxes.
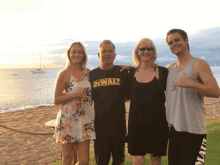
[89,65,130,138]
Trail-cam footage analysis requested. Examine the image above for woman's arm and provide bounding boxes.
[53,70,74,105]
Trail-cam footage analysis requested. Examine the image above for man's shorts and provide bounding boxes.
[94,134,125,165]
[168,126,206,165]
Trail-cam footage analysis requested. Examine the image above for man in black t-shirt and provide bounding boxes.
[89,40,130,165]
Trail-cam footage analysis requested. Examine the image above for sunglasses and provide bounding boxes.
[138,47,154,51]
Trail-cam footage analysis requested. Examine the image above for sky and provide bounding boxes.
[0,0,220,68]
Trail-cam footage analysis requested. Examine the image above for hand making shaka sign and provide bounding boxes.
[171,72,193,88]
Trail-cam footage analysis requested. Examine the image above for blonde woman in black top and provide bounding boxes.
[127,38,169,165]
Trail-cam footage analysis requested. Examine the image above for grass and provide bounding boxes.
[205,120,220,165]
[50,120,220,165]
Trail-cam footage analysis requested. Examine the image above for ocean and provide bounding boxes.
[0,66,220,113]
[0,68,62,113]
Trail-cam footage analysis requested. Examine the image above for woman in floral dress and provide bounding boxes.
[53,42,96,165]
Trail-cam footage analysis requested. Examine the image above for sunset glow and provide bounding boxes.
[0,0,219,68]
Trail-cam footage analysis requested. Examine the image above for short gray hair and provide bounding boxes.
[98,40,115,52]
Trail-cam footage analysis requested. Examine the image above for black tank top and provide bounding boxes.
[128,66,168,135]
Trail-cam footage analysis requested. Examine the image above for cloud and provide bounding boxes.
[4,0,45,12]
[88,55,97,59]
[116,55,130,60]
[200,56,206,59]
[157,55,176,62]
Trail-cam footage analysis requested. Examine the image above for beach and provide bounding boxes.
[0,97,220,165]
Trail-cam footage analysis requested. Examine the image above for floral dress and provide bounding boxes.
[54,70,96,144]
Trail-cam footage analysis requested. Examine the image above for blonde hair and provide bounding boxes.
[132,37,157,67]
[65,42,88,69]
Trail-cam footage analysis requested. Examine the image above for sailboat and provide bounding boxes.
[31,54,46,74]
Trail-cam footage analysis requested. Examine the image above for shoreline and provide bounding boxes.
[0,97,220,164]
[0,104,55,114]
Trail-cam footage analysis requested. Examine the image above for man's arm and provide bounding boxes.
[119,65,133,72]
[193,59,220,97]
[172,59,220,98]
[120,68,133,101]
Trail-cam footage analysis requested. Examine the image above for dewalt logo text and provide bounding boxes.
[93,78,120,88]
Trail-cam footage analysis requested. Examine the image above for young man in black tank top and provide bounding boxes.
[166,29,220,165]
[89,40,130,165]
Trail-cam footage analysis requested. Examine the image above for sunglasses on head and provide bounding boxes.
[138,47,154,51]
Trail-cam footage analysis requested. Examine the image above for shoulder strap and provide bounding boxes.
[84,68,89,77]
[134,67,138,77]
[154,65,160,85]
[67,69,71,82]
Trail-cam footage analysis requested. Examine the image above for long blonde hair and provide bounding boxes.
[132,37,157,67]
[65,42,88,69]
